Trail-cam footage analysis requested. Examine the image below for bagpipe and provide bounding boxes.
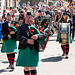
[9,21,19,30]
[29,26,49,50]
[58,23,72,44]
[8,25,17,40]
[35,15,51,32]
[8,26,17,32]
[1,22,18,43]
[29,16,51,50]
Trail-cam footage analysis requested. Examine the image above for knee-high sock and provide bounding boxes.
[7,54,11,64]
[61,45,65,53]
[24,70,30,75]
[65,45,69,55]
[31,70,37,75]
[7,53,15,65]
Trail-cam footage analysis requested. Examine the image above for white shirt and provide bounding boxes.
[28,26,31,29]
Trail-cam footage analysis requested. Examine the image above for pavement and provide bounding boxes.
[0,34,75,75]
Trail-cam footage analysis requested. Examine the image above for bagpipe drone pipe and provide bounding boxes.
[29,16,51,50]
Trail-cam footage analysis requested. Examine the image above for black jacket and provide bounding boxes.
[35,16,48,30]
[17,23,47,52]
[72,15,75,27]
[1,21,17,40]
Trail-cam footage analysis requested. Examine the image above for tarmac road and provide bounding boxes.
[0,34,75,75]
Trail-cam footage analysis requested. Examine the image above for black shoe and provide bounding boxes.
[6,65,11,69]
[10,65,14,70]
[62,52,65,56]
[6,65,14,70]
[65,55,69,59]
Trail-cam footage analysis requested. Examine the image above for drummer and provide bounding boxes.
[58,12,72,59]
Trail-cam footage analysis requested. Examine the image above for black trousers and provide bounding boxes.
[72,26,75,39]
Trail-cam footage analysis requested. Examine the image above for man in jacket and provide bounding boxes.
[16,12,47,75]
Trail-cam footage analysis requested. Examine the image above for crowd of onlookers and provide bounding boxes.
[0,1,75,41]
[0,1,74,23]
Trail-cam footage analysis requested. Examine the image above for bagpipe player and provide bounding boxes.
[1,13,18,71]
[16,12,47,75]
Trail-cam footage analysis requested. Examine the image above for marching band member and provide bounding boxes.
[58,12,72,59]
[35,10,49,32]
[1,13,17,71]
[18,10,25,26]
[35,10,43,23]
[16,12,47,75]
[72,9,75,40]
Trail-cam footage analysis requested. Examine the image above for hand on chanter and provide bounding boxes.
[8,34,11,39]
[27,39,34,45]
[31,35,38,40]
[10,31,15,34]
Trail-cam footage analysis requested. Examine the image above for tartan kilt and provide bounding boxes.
[1,39,17,53]
[56,33,72,43]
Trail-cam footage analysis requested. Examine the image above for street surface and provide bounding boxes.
[0,34,75,75]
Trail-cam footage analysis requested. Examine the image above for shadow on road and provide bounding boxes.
[2,61,16,64]
[2,61,9,63]
[41,56,62,62]
[0,69,8,73]
[73,40,75,41]
[0,69,14,73]
[48,39,56,41]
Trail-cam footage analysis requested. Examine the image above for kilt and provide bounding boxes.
[16,47,39,67]
[56,33,72,43]
[1,39,17,53]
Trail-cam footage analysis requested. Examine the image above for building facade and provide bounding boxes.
[0,0,19,13]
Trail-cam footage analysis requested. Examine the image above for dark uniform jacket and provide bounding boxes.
[35,16,48,30]
[17,23,47,52]
[1,21,17,41]
[72,15,75,27]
